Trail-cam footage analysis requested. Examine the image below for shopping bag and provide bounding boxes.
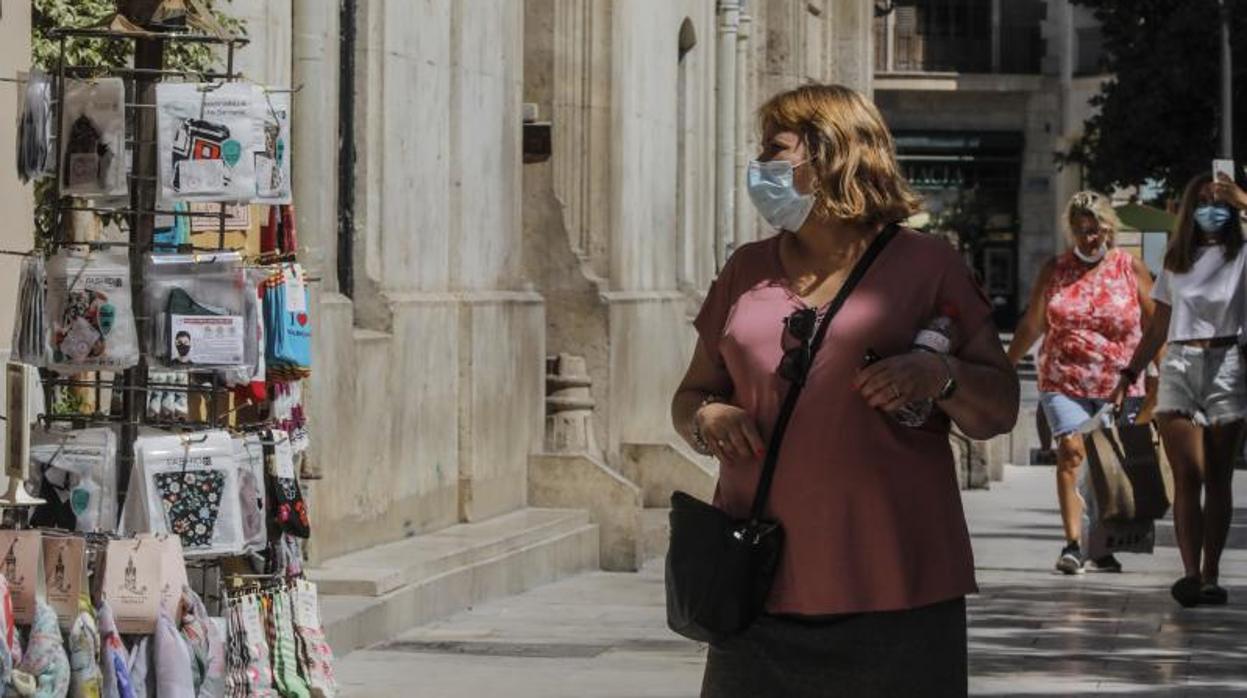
[1083,422,1174,523]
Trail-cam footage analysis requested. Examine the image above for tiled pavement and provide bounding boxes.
[336,465,1247,697]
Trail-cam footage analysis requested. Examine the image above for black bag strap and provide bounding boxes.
[748,223,899,524]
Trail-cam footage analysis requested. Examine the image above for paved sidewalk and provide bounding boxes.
[336,465,1247,697]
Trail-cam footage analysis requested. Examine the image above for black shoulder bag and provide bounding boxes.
[665,224,898,643]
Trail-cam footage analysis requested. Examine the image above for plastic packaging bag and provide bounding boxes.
[144,252,251,370]
[121,431,245,558]
[46,249,140,374]
[11,255,48,367]
[157,82,261,203]
[28,428,119,534]
[263,264,311,380]
[59,78,127,199]
[16,69,54,183]
[254,90,292,204]
[232,434,268,553]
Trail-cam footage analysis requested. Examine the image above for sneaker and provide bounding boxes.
[1055,543,1084,575]
[1085,555,1123,573]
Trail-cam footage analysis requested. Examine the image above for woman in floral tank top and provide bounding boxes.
[1008,191,1155,575]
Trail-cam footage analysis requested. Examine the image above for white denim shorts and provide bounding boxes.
[1156,344,1247,426]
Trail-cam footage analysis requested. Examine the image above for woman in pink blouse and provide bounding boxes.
[671,84,1018,697]
[1008,192,1155,575]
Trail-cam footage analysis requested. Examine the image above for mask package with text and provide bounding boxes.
[46,249,140,374]
[157,82,261,203]
[120,431,245,559]
[59,78,128,199]
[144,252,252,370]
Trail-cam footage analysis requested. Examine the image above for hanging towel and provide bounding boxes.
[153,613,193,698]
[67,595,101,698]
[95,602,133,698]
[14,601,71,698]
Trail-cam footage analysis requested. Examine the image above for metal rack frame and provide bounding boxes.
[41,25,251,508]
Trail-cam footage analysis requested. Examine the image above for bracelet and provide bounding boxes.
[691,395,721,455]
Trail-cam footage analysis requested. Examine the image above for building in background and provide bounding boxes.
[872,0,1108,329]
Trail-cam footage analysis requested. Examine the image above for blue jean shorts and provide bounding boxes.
[1040,392,1143,439]
[1156,345,1247,426]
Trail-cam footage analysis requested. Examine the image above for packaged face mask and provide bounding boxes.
[46,250,140,374]
[255,91,292,204]
[144,252,252,370]
[60,78,127,199]
[157,83,261,203]
[28,428,118,534]
[120,431,245,559]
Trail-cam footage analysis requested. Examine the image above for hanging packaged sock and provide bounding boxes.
[267,591,309,698]
[157,83,262,203]
[254,93,292,205]
[264,432,309,540]
[46,250,140,374]
[154,611,194,698]
[290,581,335,698]
[144,253,250,371]
[261,266,310,382]
[16,69,54,183]
[12,255,48,367]
[59,78,127,199]
[121,432,245,558]
[29,428,118,534]
[235,595,276,698]
[260,206,298,256]
[14,601,71,698]
[67,594,102,698]
[96,602,134,698]
[178,587,224,698]
[269,385,308,456]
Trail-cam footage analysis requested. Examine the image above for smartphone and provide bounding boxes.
[1214,158,1235,182]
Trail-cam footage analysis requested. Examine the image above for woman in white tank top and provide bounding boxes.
[1116,173,1247,608]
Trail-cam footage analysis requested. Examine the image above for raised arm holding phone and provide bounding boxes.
[1112,168,1247,608]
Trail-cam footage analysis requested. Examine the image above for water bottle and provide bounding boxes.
[893,313,956,427]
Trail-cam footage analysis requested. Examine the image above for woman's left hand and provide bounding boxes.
[856,351,948,412]
[1213,174,1247,210]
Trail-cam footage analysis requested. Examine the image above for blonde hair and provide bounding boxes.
[1063,190,1121,247]
[756,84,921,226]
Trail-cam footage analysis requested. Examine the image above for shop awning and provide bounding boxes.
[1115,203,1175,234]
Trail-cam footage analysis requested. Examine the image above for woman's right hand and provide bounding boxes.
[1108,375,1130,411]
[695,402,765,462]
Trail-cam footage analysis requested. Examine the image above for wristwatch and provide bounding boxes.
[691,395,722,455]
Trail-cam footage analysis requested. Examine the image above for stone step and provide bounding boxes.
[310,508,600,657]
[310,508,592,597]
[641,507,670,562]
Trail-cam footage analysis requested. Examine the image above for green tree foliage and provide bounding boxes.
[1061,0,1247,199]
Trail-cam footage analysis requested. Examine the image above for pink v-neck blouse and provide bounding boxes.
[694,229,994,616]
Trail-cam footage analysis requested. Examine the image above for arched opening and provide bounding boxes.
[676,18,698,290]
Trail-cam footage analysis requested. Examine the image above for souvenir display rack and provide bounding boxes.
[39,25,249,505]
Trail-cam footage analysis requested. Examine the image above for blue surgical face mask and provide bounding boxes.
[1194,204,1233,234]
[747,159,814,232]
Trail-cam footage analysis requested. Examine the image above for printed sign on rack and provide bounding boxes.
[102,538,162,634]
[171,315,245,366]
[42,536,85,628]
[0,530,43,624]
[189,202,252,232]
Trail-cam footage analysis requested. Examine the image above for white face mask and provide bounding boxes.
[1073,243,1107,264]
[746,159,814,232]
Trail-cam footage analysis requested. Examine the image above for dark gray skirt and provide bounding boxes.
[701,597,967,698]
